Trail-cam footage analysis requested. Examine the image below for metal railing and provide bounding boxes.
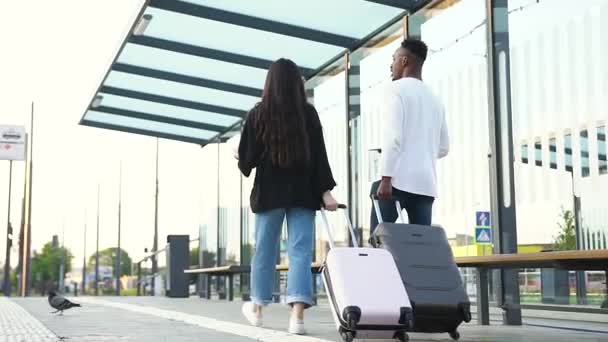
[136,237,200,296]
[135,246,166,296]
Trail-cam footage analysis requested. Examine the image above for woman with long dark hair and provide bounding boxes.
[238,58,337,334]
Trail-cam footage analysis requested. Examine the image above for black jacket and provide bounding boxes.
[238,104,336,213]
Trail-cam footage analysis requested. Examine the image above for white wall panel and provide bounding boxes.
[314,71,350,247]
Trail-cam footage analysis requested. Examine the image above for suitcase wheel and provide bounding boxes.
[459,303,472,323]
[346,316,358,330]
[449,331,460,341]
[463,310,472,323]
[395,331,409,342]
[343,306,361,330]
[340,331,355,342]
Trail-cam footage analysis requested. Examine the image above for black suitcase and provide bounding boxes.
[370,197,472,341]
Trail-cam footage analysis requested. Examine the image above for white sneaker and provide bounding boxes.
[241,302,262,327]
[288,316,306,335]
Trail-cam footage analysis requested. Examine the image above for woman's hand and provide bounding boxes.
[322,191,338,211]
[232,140,240,160]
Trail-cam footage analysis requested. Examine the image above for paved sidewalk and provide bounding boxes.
[11,297,257,342]
[5,296,608,342]
[0,297,58,342]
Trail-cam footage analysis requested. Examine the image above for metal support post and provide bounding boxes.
[485,0,522,325]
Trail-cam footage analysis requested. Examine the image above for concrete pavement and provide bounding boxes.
[2,296,608,342]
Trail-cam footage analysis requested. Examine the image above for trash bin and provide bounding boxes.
[166,235,189,298]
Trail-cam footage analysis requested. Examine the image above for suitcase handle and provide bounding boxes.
[319,204,359,249]
[370,194,405,224]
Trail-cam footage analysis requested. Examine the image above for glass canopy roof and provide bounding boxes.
[81,0,426,145]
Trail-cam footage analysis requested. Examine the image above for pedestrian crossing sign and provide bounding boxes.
[476,211,490,227]
[475,227,492,245]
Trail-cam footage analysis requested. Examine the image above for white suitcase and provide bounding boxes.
[319,205,413,342]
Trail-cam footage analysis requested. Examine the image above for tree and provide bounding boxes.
[10,268,17,295]
[242,244,254,264]
[0,267,19,296]
[553,207,576,251]
[30,242,73,294]
[190,247,199,267]
[189,247,219,267]
[202,251,216,268]
[88,248,132,277]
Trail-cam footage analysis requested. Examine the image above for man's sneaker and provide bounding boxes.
[241,302,262,327]
[288,316,306,335]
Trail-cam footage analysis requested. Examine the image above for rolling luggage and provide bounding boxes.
[371,197,472,341]
[319,204,414,342]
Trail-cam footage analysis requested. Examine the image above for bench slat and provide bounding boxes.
[185,265,249,274]
[185,250,608,274]
[455,250,608,269]
[185,263,323,274]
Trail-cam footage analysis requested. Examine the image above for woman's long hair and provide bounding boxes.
[255,58,311,168]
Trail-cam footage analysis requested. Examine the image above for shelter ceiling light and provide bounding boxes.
[133,14,153,36]
[91,95,103,108]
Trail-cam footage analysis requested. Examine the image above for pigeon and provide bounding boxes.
[48,291,81,315]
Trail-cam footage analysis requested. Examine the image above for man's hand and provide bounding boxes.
[376,177,393,201]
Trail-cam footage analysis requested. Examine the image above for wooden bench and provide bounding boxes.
[185,250,608,323]
[185,265,249,301]
[276,263,323,273]
[455,250,608,270]
[186,263,323,301]
[454,250,608,325]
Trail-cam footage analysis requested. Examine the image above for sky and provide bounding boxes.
[0,0,208,271]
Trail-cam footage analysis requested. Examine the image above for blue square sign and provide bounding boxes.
[475,227,492,245]
[476,211,491,227]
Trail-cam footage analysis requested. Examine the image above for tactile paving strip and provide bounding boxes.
[0,297,58,342]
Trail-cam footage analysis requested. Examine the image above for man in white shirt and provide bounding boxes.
[371,39,449,232]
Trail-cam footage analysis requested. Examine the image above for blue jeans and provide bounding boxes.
[251,208,315,308]
[369,180,435,234]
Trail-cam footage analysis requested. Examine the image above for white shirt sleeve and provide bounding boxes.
[438,106,449,159]
[380,86,405,178]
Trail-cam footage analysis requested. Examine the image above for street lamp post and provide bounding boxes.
[95,184,100,296]
[136,261,142,296]
[3,161,13,296]
[82,210,87,295]
[17,103,35,297]
[59,224,65,293]
[23,103,35,297]
[570,171,587,305]
[116,162,122,296]
[151,139,159,296]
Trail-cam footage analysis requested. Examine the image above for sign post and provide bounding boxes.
[475,211,492,255]
[1,125,26,296]
[0,126,26,161]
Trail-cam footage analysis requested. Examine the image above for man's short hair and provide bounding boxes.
[401,39,428,63]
